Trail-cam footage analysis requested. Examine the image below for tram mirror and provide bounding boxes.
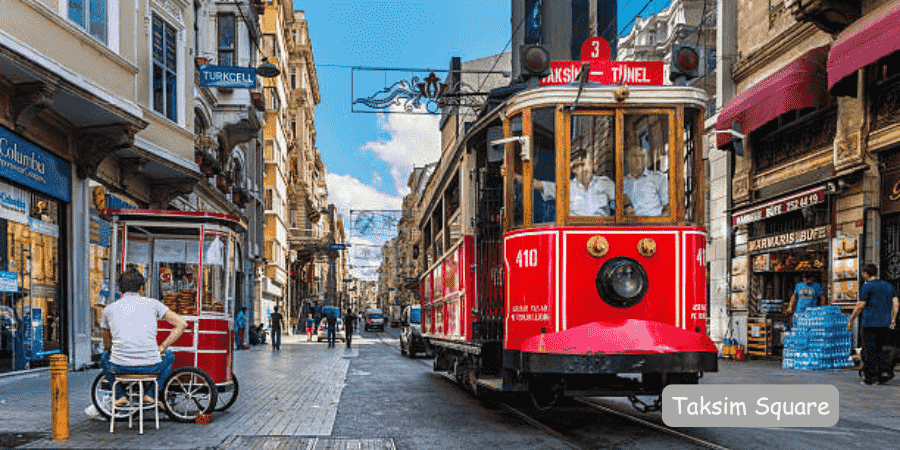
[487,126,504,162]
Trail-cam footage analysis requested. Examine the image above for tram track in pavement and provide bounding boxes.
[370,331,730,449]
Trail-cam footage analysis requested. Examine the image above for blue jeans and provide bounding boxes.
[327,327,336,346]
[101,350,174,400]
[271,329,281,349]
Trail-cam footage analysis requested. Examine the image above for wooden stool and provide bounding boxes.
[110,374,159,434]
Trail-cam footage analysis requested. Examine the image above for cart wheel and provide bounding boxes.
[214,373,239,412]
[161,367,218,423]
[91,373,137,420]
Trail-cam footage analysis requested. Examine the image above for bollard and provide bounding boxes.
[49,354,69,441]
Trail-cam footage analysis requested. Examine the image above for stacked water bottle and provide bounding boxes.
[782,305,853,370]
[759,299,784,314]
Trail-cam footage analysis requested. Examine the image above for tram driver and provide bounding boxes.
[624,145,669,217]
[534,149,628,217]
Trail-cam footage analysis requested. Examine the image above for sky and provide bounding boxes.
[292,0,669,278]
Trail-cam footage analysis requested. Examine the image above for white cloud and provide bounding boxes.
[326,173,402,220]
[362,105,440,196]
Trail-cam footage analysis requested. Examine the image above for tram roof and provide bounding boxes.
[502,84,709,113]
[100,209,247,231]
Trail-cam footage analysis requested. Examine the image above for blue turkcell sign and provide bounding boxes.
[198,65,257,88]
[0,125,71,202]
[329,244,346,251]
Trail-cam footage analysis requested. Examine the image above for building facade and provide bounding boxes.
[0,0,270,373]
[714,0,900,357]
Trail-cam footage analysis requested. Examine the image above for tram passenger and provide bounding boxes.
[624,145,669,217]
[533,149,624,217]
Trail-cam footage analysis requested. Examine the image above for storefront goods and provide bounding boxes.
[782,306,853,370]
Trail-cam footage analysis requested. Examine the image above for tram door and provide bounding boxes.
[474,124,505,351]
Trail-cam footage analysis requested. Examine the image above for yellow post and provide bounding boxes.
[49,354,69,440]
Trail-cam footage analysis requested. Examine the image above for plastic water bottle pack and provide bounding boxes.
[782,306,852,370]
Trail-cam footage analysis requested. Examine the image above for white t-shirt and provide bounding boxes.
[100,293,169,366]
[624,170,668,216]
[540,176,616,216]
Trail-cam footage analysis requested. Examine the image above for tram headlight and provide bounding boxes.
[595,257,648,308]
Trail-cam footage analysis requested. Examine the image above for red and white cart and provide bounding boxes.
[91,209,245,422]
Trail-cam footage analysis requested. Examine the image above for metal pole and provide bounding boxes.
[49,354,69,440]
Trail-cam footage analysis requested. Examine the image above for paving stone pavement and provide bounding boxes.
[0,334,365,449]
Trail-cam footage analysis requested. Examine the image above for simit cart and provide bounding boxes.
[91,209,245,422]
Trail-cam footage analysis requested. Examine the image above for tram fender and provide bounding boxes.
[519,320,718,355]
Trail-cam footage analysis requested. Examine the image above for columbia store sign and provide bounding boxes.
[540,37,664,86]
[0,125,71,202]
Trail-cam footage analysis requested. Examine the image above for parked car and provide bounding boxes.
[400,305,429,357]
[364,309,385,332]
[389,305,402,327]
[316,317,346,342]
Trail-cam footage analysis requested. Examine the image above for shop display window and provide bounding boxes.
[0,186,64,372]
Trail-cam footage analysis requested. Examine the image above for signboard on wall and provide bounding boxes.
[733,186,826,226]
[747,225,830,253]
[198,65,257,89]
[0,125,71,202]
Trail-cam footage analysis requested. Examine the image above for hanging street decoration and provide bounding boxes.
[351,66,506,115]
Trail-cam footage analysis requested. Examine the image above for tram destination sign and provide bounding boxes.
[732,186,826,226]
[747,225,830,253]
[541,60,664,86]
[198,65,257,88]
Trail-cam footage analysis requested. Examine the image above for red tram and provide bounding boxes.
[417,57,717,411]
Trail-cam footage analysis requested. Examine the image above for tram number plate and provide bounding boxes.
[515,249,538,268]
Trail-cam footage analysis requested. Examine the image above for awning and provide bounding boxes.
[716,46,829,149]
[827,1,900,96]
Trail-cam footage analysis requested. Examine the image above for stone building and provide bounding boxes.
[714,0,900,355]
[257,0,293,327]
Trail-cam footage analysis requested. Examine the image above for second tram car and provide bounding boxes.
[417,73,717,411]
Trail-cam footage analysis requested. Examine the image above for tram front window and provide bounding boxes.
[566,114,617,218]
[624,114,671,218]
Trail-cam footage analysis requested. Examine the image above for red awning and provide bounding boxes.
[716,46,829,149]
[828,1,900,95]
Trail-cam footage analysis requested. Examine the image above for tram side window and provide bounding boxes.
[624,114,671,218]
[432,202,443,258]
[510,115,524,227]
[684,108,701,224]
[531,107,556,224]
[567,114,616,217]
[445,174,461,248]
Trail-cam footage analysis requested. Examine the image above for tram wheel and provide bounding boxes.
[161,367,218,422]
[90,373,137,421]
[214,372,239,412]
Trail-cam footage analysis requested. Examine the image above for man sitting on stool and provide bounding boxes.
[101,268,187,407]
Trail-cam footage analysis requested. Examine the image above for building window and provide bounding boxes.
[291,120,296,139]
[217,14,235,66]
[265,189,273,210]
[68,0,107,44]
[265,87,280,111]
[152,14,178,122]
[291,69,296,89]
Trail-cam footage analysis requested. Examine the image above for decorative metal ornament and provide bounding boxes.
[637,238,657,258]
[354,72,450,114]
[586,236,609,258]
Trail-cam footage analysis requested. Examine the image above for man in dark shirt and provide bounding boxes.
[326,310,337,348]
[270,306,285,351]
[848,264,900,385]
[344,309,356,349]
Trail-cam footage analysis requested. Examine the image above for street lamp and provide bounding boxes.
[256,57,280,78]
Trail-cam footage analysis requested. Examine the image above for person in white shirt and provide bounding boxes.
[535,151,630,217]
[100,268,187,407]
[624,145,669,217]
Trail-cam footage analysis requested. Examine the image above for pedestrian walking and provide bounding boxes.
[326,310,337,348]
[848,264,899,385]
[786,273,826,316]
[235,306,249,350]
[344,309,356,348]
[305,313,316,342]
[270,306,285,350]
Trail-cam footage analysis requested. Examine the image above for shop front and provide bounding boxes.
[0,124,70,373]
[731,186,834,359]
